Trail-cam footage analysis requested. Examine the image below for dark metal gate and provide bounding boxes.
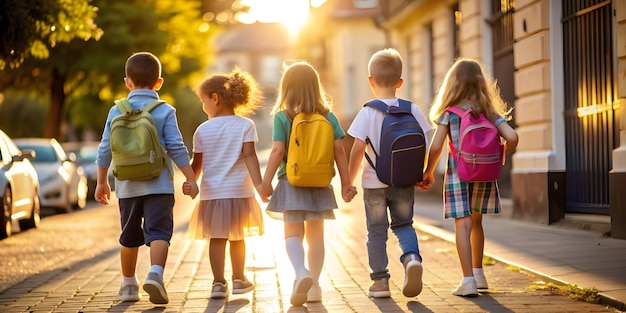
[562,0,618,214]
[487,0,515,198]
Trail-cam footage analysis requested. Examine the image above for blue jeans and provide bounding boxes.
[363,186,421,280]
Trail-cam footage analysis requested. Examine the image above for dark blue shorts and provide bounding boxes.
[118,194,175,247]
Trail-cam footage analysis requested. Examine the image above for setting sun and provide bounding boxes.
[235,0,317,35]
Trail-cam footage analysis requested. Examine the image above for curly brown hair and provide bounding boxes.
[197,69,263,116]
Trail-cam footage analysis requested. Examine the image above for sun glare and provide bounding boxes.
[236,0,312,35]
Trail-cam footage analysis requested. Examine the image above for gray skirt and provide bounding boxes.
[266,177,337,222]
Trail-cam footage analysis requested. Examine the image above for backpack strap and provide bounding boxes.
[114,98,133,114]
[444,106,471,160]
[396,98,413,113]
[364,99,388,113]
[445,106,469,117]
[143,100,173,180]
[363,100,386,169]
[143,100,166,112]
[115,98,165,114]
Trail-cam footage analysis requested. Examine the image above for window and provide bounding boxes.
[260,56,283,86]
[353,0,378,9]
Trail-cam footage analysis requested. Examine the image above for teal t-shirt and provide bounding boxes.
[272,111,345,179]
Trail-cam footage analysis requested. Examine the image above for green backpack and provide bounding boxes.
[110,98,173,181]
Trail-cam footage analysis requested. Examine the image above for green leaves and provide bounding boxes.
[0,0,102,69]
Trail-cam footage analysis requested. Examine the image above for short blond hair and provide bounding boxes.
[368,48,403,87]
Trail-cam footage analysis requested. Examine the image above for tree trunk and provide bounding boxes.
[45,68,66,139]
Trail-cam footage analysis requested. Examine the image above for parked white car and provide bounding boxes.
[0,130,40,239]
[15,138,88,213]
[62,141,116,198]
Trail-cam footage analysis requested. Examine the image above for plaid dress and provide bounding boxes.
[439,108,506,219]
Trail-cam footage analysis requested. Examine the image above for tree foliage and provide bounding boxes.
[0,0,102,69]
[0,0,217,140]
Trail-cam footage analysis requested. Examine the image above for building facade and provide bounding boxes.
[373,0,626,238]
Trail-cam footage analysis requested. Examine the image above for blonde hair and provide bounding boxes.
[271,61,331,119]
[197,68,262,116]
[429,58,510,124]
[368,48,403,88]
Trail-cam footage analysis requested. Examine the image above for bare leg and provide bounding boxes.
[121,246,139,277]
[210,238,228,283]
[305,219,325,286]
[454,216,473,277]
[230,239,246,281]
[470,212,484,268]
[149,239,169,268]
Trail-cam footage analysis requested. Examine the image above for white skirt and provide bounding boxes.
[187,198,264,240]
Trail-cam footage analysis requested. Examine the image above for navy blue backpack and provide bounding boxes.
[364,99,426,187]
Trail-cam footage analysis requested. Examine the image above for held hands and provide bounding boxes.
[342,185,357,203]
[256,183,270,203]
[417,173,434,191]
[182,180,199,199]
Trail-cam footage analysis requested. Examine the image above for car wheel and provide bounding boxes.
[19,192,40,230]
[74,176,88,209]
[1,186,12,239]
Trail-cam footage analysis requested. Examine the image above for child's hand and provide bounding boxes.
[342,185,357,203]
[417,173,434,191]
[183,180,199,199]
[260,182,273,202]
[255,184,270,203]
[94,183,111,205]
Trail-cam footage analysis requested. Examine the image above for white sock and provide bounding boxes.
[462,276,474,284]
[122,276,138,286]
[473,268,484,276]
[150,265,164,276]
[285,236,307,277]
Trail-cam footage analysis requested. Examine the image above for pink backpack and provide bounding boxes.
[446,107,504,182]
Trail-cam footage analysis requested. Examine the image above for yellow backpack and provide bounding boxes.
[286,113,335,187]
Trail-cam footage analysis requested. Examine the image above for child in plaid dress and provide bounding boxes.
[419,58,518,297]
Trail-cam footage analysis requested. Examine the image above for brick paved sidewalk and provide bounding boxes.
[2,183,621,313]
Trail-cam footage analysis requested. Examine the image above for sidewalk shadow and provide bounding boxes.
[203,298,249,313]
[287,302,328,312]
[465,293,516,313]
[372,297,424,312]
[406,300,434,312]
[110,301,166,312]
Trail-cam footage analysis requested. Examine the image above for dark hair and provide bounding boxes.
[197,69,262,116]
[125,52,162,89]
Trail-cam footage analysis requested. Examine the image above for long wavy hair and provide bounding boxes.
[271,61,331,119]
[429,58,511,124]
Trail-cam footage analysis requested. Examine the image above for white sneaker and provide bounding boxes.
[143,272,168,304]
[452,278,478,296]
[474,272,488,289]
[290,271,313,306]
[306,285,322,302]
[117,284,141,302]
[402,254,423,297]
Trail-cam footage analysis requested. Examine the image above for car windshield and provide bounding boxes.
[18,145,58,162]
[75,147,97,163]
